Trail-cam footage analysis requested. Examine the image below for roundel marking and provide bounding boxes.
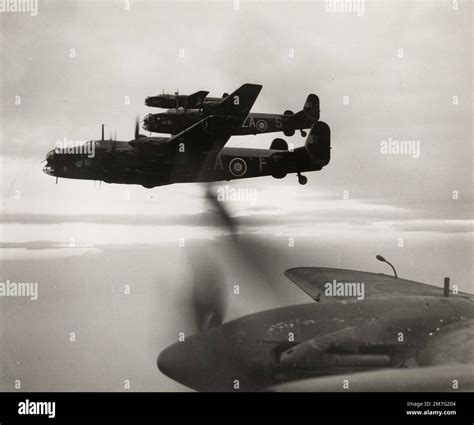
[229,158,247,177]
[256,120,268,132]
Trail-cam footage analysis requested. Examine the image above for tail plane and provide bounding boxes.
[302,93,320,121]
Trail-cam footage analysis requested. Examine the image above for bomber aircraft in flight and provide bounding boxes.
[143,92,320,138]
[43,84,331,188]
[145,89,228,110]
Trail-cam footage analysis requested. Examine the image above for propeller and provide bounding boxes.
[207,187,286,295]
[109,137,116,154]
[188,250,227,330]
[179,182,286,333]
[134,117,140,139]
[175,90,180,109]
[163,133,286,335]
[182,184,231,332]
[95,123,117,172]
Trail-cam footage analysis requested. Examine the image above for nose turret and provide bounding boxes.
[142,114,152,131]
[43,149,57,175]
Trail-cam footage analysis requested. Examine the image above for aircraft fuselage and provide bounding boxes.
[43,136,329,189]
[143,111,309,136]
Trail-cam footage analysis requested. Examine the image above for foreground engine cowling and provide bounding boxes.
[305,121,330,166]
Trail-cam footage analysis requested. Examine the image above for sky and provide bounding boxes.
[0,0,472,391]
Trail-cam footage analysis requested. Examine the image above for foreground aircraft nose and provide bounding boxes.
[157,324,276,391]
[157,333,235,391]
[157,342,195,386]
[142,115,151,130]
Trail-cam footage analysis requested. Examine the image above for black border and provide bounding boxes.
[1,392,473,420]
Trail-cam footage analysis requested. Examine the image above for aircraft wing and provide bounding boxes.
[165,115,242,156]
[284,267,472,301]
[164,84,263,157]
[138,84,262,162]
